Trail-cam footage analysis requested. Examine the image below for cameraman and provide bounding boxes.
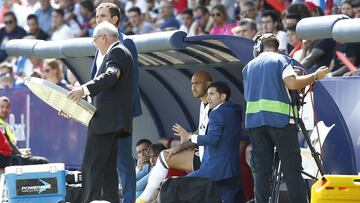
[242,33,328,203]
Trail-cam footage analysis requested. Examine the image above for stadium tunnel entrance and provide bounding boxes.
[6,30,253,147]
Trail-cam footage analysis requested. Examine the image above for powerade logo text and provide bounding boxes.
[21,179,51,193]
[16,178,58,196]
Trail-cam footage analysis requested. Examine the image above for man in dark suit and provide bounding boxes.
[94,4,142,202]
[173,81,243,203]
[67,21,133,203]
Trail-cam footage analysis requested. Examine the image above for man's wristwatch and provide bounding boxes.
[312,73,318,82]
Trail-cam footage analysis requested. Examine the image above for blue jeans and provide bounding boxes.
[117,136,136,203]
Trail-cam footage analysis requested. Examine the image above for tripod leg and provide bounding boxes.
[269,151,282,203]
[298,118,325,176]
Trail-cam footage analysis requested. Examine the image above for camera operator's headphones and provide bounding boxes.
[253,33,279,57]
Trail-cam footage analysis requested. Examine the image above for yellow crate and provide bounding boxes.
[311,175,360,203]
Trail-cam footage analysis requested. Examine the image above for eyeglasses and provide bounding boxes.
[211,13,222,17]
[4,20,14,25]
[0,72,11,78]
[92,34,102,44]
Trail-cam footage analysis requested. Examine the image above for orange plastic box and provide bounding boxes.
[311,175,360,203]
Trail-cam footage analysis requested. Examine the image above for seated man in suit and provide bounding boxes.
[137,82,243,203]
[174,81,243,203]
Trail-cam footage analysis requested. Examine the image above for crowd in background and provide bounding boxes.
[0,0,360,89]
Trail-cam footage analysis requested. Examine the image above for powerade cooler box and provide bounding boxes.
[5,163,66,203]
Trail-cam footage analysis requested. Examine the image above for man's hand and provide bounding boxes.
[313,66,329,81]
[172,123,190,141]
[67,86,85,103]
[58,110,70,119]
[167,140,196,159]
[136,156,149,170]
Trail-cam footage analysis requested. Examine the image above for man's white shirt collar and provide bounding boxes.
[212,102,225,111]
[95,41,119,76]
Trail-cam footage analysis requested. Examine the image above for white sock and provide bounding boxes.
[138,151,169,201]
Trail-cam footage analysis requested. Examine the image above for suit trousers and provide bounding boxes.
[249,125,307,203]
[117,135,136,203]
[81,128,119,203]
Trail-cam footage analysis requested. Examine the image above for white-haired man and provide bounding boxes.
[68,21,134,203]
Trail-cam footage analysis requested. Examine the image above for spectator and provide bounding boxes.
[284,2,312,29]
[0,96,48,170]
[136,143,167,200]
[260,10,287,53]
[352,0,360,18]
[0,12,27,63]
[43,59,67,87]
[0,62,24,89]
[26,0,41,14]
[27,14,49,40]
[340,0,354,17]
[209,4,236,35]
[303,2,323,17]
[240,0,261,24]
[300,38,337,72]
[143,0,158,24]
[179,8,196,36]
[135,139,152,177]
[14,46,44,79]
[125,0,147,15]
[208,0,235,21]
[79,0,95,37]
[284,11,301,30]
[35,0,54,35]
[148,144,166,168]
[172,0,188,15]
[193,5,210,35]
[59,0,82,37]
[128,7,155,34]
[231,18,257,39]
[328,42,360,76]
[51,9,74,40]
[286,25,302,60]
[157,0,180,31]
[3,0,32,28]
[87,14,96,37]
[135,139,153,197]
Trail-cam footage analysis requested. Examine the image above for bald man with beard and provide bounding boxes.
[136,71,212,203]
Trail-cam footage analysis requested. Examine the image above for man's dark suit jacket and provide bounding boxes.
[91,33,142,118]
[85,41,133,135]
[187,101,242,181]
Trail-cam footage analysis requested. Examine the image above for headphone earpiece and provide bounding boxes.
[253,35,263,57]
